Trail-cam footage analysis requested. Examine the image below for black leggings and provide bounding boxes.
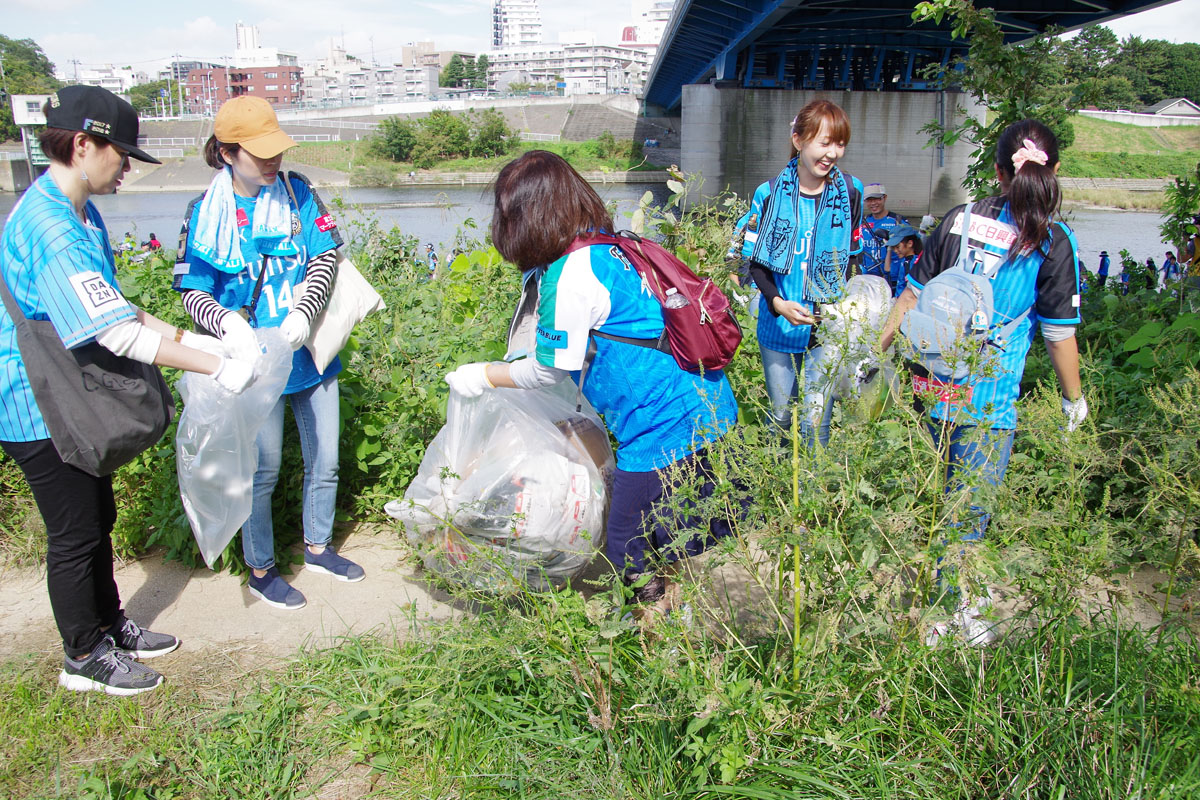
[2,438,121,658]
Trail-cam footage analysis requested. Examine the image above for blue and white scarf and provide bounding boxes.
[190,168,299,274]
[749,160,853,304]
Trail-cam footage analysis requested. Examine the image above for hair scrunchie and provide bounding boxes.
[1012,138,1048,173]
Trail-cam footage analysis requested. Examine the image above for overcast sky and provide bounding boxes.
[3,0,1199,78]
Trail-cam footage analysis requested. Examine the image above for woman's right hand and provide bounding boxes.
[219,313,262,362]
[772,297,818,326]
[212,357,257,394]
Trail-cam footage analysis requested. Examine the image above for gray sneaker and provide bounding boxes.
[111,614,180,659]
[59,635,163,696]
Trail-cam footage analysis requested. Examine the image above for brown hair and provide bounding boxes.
[788,100,852,159]
[491,150,613,270]
[37,128,107,166]
[203,135,240,169]
[994,119,1060,253]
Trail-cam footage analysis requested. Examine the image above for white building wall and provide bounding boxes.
[493,0,543,48]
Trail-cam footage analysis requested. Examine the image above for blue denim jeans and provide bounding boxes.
[926,422,1015,542]
[242,375,340,570]
[759,343,834,448]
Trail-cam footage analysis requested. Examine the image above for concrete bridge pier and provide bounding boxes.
[681,85,984,218]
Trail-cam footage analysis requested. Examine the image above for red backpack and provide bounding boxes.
[566,231,742,372]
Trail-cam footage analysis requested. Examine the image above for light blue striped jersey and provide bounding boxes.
[733,181,819,353]
[908,197,1081,429]
[173,173,342,395]
[861,212,907,276]
[0,173,137,442]
[534,243,737,471]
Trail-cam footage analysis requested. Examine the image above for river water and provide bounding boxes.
[0,185,1175,273]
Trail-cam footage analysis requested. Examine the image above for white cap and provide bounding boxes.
[865,184,886,198]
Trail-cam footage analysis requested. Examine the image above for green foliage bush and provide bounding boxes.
[369,108,517,168]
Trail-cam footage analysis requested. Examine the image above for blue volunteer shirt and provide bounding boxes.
[0,173,137,442]
[174,173,342,395]
[861,212,907,276]
[908,197,1081,429]
[732,180,861,354]
[534,243,737,472]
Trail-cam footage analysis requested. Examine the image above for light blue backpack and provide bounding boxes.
[900,202,1031,382]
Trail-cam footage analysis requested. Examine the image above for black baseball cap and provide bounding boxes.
[44,85,161,164]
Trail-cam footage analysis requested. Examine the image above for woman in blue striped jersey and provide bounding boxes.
[882,119,1086,645]
[0,86,255,695]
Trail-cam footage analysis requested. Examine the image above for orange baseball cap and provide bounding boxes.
[213,96,296,159]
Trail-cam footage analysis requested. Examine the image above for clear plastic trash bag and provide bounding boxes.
[176,328,293,568]
[386,380,613,592]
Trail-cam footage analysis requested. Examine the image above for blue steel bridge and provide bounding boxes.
[643,0,1177,114]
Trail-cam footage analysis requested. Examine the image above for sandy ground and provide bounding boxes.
[0,524,457,672]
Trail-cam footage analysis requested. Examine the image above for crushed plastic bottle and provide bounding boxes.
[663,287,689,309]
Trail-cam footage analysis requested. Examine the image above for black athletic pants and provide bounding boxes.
[2,438,121,659]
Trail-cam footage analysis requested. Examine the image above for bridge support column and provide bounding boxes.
[681,85,983,217]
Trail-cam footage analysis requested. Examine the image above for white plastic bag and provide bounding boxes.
[385,380,613,592]
[176,329,293,567]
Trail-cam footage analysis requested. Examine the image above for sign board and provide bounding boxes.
[557,82,567,88]
[11,94,51,126]
[160,88,169,98]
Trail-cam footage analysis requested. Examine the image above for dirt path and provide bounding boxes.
[0,524,457,674]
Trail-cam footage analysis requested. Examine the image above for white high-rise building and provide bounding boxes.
[493,0,543,48]
[232,22,299,68]
[631,0,675,44]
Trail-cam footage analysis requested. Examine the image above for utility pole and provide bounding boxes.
[164,62,175,117]
[176,53,185,116]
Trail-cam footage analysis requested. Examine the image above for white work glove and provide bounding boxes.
[1062,395,1088,433]
[179,330,225,356]
[444,362,494,398]
[279,311,310,351]
[212,356,256,394]
[219,313,262,362]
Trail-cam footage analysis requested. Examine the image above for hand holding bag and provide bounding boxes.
[0,278,175,477]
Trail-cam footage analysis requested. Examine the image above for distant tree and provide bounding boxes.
[370,116,418,161]
[1159,42,1200,106]
[127,80,172,116]
[1112,35,1169,106]
[472,55,490,90]
[439,55,465,88]
[467,108,514,157]
[0,35,62,142]
[461,56,477,87]
[913,0,1076,196]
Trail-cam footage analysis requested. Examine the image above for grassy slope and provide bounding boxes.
[1060,115,1200,179]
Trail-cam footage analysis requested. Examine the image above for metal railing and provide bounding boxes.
[520,132,561,142]
[143,148,185,159]
[137,137,197,147]
[282,119,379,131]
[0,151,26,162]
[290,134,334,142]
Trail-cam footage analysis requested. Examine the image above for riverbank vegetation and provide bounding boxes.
[1,172,1198,798]
[285,129,651,187]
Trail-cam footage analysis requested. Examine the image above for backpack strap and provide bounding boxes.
[957,201,974,271]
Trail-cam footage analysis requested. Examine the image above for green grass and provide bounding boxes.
[2,597,1198,799]
[1061,115,1200,178]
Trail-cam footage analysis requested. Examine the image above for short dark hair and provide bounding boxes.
[37,127,107,166]
[491,150,613,270]
[903,235,923,255]
[203,134,239,170]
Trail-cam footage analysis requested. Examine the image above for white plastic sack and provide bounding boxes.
[816,274,894,400]
[176,329,293,567]
[385,380,613,592]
